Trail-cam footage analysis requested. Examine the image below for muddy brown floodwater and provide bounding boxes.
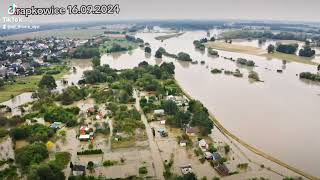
[1,30,320,178]
[100,30,320,178]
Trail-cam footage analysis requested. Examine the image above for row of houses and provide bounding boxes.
[0,37,88,78]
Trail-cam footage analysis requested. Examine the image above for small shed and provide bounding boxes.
[79,134,90,141]
[72,165,86,176]
[154,109,165,116]
[179,140,188,147]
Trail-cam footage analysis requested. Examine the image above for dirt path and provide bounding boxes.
[134,90,165,180]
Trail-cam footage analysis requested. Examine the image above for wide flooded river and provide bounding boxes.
[101,31,320,177]
[1,30,319,177]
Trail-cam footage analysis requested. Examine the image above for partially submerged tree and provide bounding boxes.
[38,75,57,90]
[267,44,275,53]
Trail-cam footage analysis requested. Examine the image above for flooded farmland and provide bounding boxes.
[100,30,320,177]
[1,30,320,178]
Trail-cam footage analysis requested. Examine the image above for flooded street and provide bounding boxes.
[101,31,320,177]
[1,30,319,177]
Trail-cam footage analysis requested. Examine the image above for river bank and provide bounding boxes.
[174,78,318,180]
[205,41,318,65]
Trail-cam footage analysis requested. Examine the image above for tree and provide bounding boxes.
[155,49,163,58]
[318,64,320,71]
[145,46,151,53]
[0,79,4,87]
[267,44,275,53]
[299,46,315,57]
[160,62,175,75]
[276,43,298,54]
[162,100,178,115]
[87,161,94,173]
[28,163,65,180]
[248,71,260,81]
[83,70,106,84]
[210,37,215,41]
[176,172,197,180]
[15,143,49,168]
[177,52,192,61]
[91,56,100,68]
[38,75,57,90]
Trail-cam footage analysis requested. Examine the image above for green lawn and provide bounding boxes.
[99,38,138,54]
[0,66,69,103]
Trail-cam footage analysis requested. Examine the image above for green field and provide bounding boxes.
[0,66,69,103]
[206,42,318,65]
[99,38,138,54]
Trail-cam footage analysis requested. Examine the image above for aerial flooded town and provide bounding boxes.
[0,0,320,180]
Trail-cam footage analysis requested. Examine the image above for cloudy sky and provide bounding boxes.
[1,0,320,24]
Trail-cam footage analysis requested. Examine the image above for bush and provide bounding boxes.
[139,166,148,175]
[43,106,77,127]
[177,52,192,61]
[211,69,222,74]
[208,48,219,56]
[248,71,260,82]
[236,58,255,66]
[10,124,54,142]
[15,143,48,168]
[299,72,320,82]
[144,47,151,53]
[103,160,118,167]
[276,43,298,54]
[49,152,71,170]
[77,149,103,155]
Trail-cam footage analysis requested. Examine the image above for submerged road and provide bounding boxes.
[134,90,165,180]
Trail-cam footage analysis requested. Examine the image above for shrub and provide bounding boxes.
[139,166,148,175]
[211,69,222,74]
[15,143,48,168]
[248,71,260,82]
[77,149,103,155]
[103,160,118,167]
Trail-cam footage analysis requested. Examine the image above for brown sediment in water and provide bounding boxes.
[174,78,319,180]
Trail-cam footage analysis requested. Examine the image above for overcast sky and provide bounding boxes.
[1,0,320,24]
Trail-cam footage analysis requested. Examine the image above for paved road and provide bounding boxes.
[134,90,164,180]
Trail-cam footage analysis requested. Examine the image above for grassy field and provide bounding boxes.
[155,32,185,41]
[0,66,70,103]
[206,41,318,65]
[263,52,317,65]
[206,42,264,54]
[99,38,138,54]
